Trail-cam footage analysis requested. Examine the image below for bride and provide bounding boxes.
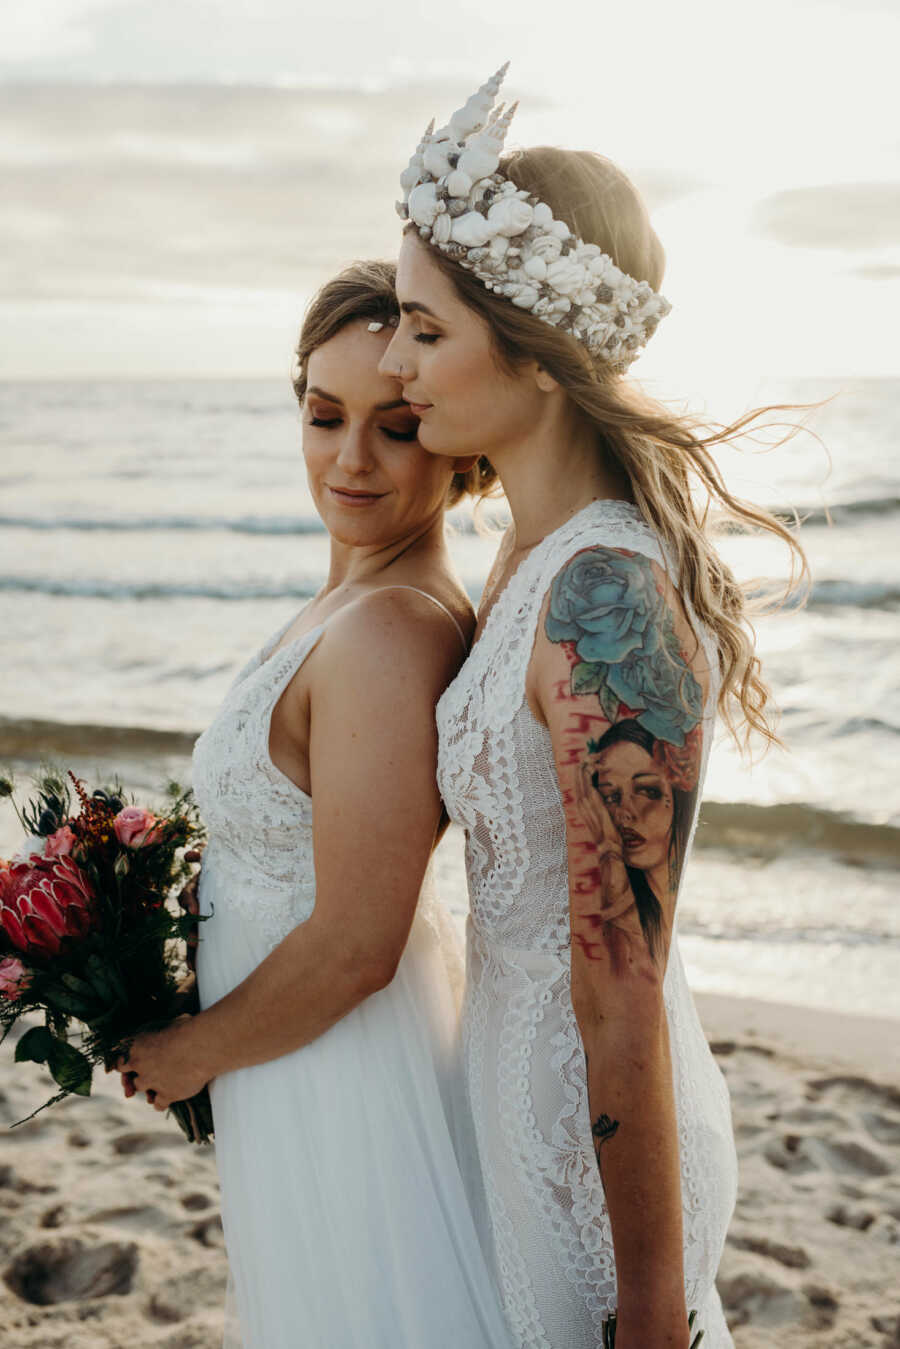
[381,66,810,1348]
[113,260,512,1348]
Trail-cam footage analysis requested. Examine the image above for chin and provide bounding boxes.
[417,419,467,459]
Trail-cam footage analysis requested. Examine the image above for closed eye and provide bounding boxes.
[309,416,341,428]
[381,427,419,442]
[414,333,440,344]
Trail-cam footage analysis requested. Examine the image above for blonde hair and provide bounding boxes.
[416,146,816,756]
[292,259,493,509]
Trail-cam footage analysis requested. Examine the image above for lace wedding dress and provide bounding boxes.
[191,606,513,1349]
[436,500,738,1348]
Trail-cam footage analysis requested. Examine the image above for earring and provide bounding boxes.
[398,362,405,377]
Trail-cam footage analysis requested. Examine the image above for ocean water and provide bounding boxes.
[2,376,898,1019]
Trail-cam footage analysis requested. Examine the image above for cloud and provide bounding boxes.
[852,262,900,281]
[752,183,900,251]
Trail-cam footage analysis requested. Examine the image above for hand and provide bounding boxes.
[178,849,203,973]
[111,1013,210,1112]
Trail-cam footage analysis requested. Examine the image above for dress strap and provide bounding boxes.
[376,585,469,654]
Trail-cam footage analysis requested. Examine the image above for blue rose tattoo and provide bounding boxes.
[546,548,702,746]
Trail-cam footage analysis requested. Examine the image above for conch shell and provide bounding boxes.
[450,211,493,248]
[527,234,563,264]
[457,141,501,183]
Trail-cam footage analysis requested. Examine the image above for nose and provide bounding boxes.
[335,423,375,475]
[378,328,414,382]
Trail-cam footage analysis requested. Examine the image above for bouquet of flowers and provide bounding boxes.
[0,767,213,1143]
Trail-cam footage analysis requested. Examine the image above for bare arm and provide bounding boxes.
[530,545,708,1349]
[185,590,461,1077]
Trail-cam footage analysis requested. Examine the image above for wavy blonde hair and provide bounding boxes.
[414,146,817,756]
[292,259,494,508]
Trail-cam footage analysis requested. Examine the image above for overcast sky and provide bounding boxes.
[2,0,898,384]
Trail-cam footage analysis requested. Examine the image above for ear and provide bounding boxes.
[526,360,560,395]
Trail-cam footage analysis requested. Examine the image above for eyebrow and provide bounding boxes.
[399,301,443,321]
[306,387,410,411]
[595,771,665,785]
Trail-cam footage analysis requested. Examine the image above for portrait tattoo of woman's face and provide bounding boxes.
[545,546,706,976]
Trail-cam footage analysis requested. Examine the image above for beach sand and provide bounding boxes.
[1,748,899,1346]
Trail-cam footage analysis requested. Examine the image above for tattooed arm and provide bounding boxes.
[528,544,708,1349]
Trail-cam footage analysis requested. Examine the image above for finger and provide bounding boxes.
[153,1098,169,1112]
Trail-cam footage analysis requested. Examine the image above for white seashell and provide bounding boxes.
[546,258,587,296]
[510,284,540,309]
[447,197,469,217]
[446,169,474,199]
[457,143,500,182]
[487,197,533,238]
[407,181,443,228]
[549,219,572,241]
[532,202,553,227]
[450,211,492,248]
[423,139,456,179]
[447,62,509,139]
[400,159,424,192]
[489,234,510,260]
[522,256,547,281]
[529,234,563,263]
[431,211,452,244]
[574,287,597,307]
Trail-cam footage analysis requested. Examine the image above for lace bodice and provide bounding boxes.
[436,500,736,1347]
[191,615,321,953]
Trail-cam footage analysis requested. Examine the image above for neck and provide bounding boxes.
[489,399,634,551]
[323,513,448,593]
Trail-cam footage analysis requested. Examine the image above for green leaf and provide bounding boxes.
[14,1025,54,1065]
[42,986,98,1020]
[598,683,620,723]
[61,973,97,998]
[45,1037,93,1096]
[572,661,606,695]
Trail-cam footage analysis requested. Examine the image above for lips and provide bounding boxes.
[403,397,432,415]
[327,486,387,505]
[620,828,645,848]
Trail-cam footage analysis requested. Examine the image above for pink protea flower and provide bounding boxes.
[113,806,162,849]
[0,854,96,958]
[0,955,31,1001]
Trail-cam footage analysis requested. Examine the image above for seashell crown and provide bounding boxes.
[396,63,672,373]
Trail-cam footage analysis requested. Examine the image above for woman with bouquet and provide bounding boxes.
[113,262,513,1347]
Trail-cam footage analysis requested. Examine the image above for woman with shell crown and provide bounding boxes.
[381,65,810,1349]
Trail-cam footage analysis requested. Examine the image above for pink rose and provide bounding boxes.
[113,807,162,849]
[45,826,76,859]
[0,955,30,1001]
[0,855,96,958]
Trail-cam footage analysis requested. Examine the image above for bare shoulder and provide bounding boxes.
[316,584,471,703]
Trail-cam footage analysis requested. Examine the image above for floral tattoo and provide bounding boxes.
[546,547,705,973]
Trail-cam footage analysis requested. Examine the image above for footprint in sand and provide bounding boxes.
[111,1129,187,1155]
[3,1236,139,1304]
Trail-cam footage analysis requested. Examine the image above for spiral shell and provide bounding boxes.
[486,197,533,238]
[523,255,548,281]
[509,283,541,309]
[423,139,457,179]
[450,211,493,248]
[431,211,452,245]
[447,62,509,139]
[528,234,563,264]
[546,259,587,297]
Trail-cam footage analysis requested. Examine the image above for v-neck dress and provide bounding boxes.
[191,607,513,1349]
[435,500,738,1348]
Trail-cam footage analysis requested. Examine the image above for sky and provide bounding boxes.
[1,0,898,386]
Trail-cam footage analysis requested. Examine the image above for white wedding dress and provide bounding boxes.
[191,605,513,1349]
[436,501,738,1348]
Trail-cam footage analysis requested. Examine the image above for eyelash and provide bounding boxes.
[309,417,417,443]
[414,333,439,344]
